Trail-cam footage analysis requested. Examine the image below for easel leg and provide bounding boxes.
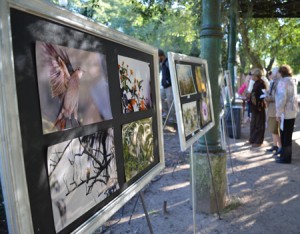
[139,191,154,234]
[190,146,196,234]
[172,152,185,176]
[223,115,234,174]
[128,195,140,225]
[163,100,174,129]
[228,104,237,151]
[204,134,222,220]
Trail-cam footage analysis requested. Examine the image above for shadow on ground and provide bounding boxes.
[98,114,300,234]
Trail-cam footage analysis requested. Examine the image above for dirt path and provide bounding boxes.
[99,114,300,234]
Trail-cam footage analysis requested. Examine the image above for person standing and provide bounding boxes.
[275,65,299,163]
[244,73,253,123]
[249,68,267,147]
[265,67,282,155]
[158,49,175,122]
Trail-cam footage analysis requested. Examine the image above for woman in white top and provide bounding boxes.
[275,64,299,163]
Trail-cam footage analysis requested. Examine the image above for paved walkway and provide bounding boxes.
[100,110,300,234]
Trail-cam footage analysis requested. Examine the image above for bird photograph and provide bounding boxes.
[35,41,113,134]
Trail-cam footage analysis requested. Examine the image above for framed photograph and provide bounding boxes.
[0,1,164,233]
[36,41,113,134]
[175,64,197,97]
[199,97,212,127]
[47,129,118,233]
[182,102,200,137]
[122,118,154,181]
[195,65,208,94]
[168,52,215,151]
[118,55,152,113]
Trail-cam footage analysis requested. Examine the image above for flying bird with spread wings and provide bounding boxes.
[41,42,84,130]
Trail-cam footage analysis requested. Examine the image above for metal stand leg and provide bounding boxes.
[128,192,154,233]
[190,146,196,234]
[223,113,234,174]
[172,152,185,176]
[139,191,154,234]
[128,195,140,225]
[204,135,222,220]
[228,104,237,152]
[163,100,174,129]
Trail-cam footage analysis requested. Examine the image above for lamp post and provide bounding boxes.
[197,0,223,152]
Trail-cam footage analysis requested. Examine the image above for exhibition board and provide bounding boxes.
[168,52,215,151]
[0,1,164,233]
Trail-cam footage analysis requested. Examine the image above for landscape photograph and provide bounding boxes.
[182,101,200,137]
[175,64,197,97]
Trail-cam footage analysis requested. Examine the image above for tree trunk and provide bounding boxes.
[265,57,275,72]
[239,18,263,70]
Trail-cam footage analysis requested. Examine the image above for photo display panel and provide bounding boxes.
[8,4,164,234]
[168,52,215,151]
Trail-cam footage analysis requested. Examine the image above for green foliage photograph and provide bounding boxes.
[122,118,154,182]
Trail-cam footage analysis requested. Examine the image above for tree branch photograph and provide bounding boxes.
[47,129,118,232]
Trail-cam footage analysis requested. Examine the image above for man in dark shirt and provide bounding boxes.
[158,49,175,122]
[159,49,171,89]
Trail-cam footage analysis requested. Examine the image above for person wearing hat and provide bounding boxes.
[248,68,267,147]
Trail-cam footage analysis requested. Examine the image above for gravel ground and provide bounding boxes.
[98,113,300,234]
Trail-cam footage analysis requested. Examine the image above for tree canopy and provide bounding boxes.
[48,0,300,74]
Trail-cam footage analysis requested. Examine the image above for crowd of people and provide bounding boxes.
[239,64,299,164]
[159,48,298,164]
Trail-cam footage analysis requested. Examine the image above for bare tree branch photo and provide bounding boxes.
[47,129,119,232]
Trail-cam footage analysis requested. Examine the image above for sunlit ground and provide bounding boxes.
[99,109,300,234]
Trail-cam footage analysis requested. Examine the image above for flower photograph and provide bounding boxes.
[195,65,208,94]
[200,98,212,127]
[118,55,152,113]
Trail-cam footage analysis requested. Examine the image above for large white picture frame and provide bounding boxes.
[168,52,215,151]
[0,0,164,233]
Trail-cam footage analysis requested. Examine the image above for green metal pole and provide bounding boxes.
[197,0,223,152]
[228,0,237,104]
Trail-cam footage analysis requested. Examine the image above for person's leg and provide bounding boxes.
[267,133,279,152]
[251,110,265,145]
[249,111,256,143]
[255,110,265,145]
[247,101,251,118]
[283,119,295,162]
[160,88,168,118]
[276,118,295,163]
[165,86,175,121]
[267,117,279,152]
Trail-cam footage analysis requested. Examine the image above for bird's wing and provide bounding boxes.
[41,42,74,98]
